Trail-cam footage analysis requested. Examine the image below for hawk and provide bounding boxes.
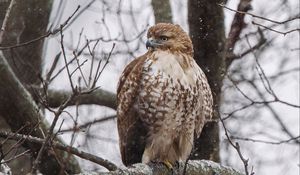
[117,23,213,166]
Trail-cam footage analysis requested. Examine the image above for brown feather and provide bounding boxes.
[117,23,213,166]
[117,54,148,165]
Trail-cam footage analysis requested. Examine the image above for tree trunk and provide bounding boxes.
[1,0,51,85]
[188,0,226,162]
[0,0,81,174]
[151,0,172,23]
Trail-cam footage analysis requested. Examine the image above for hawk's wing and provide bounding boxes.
[117,54,148,166]
[194,66,213,138]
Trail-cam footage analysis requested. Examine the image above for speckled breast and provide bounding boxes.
[133,54,204,134]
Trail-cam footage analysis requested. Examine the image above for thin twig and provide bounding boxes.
[231,135,300,145]
[252,21,300,35]
[70,59,88,78]
[91,43,115,88]
[219,114,252,175]
[227,28,267,64]
[1,150,30,164]
[219,3,300,24]
[46,52,61,83]
[73,51,88,87]
[87,39,100,87]
[49,39,94,82]
[0,0,16,44]
[247,81,300,143]
[62,0,97,31]
[0,5,80,50]
[60,115,116,133]
[31,93,76,173]
[0,131,118,171]
[60,26,75,92]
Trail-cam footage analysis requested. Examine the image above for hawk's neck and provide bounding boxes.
[148,50,194,71]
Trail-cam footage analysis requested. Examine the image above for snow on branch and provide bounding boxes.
[0,131,243,175]
[81,160,244,175]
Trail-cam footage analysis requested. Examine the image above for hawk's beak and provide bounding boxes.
[146,38,162,49]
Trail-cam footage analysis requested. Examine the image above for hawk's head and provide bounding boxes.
[146,23,193,56]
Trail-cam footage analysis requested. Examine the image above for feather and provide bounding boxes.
[117,23,213,166]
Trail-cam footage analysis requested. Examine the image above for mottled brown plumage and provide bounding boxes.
[117,23,213,166]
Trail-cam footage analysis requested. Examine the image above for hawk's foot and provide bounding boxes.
[148,160,174,170]
[162,160,173,170]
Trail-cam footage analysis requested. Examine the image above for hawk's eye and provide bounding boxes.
[160,36,168,41]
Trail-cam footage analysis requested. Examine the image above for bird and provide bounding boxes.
[117,23,213,167]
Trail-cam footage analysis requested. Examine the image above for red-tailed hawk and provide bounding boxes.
[117,23,213,166]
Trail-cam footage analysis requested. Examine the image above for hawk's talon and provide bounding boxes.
[162,160,173,170]
[147,160,173,170]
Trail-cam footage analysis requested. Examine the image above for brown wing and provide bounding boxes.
[194,66,213,138]
[117,53,148,166]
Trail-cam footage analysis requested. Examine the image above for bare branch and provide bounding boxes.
[0,0,16,44]
[46,52,61,83]
[0,131,118,171]
[252,21,300,35]
[220,116,252,175]
[92,43,116,88]
[247,81,300,144]
[231,135,300,145]
[31,92,77,173]
[60,27,76,92]
[0,128,245,175]
[60,115,116,133]
[225,0,252,57]
[0,5,81,50]
[44,88,116,109]
[220,3,300,24]
[0,52,81,173]
[99,160,244,175]
[61,0,97,31]
[1,150,30,164]
[226,28,266,66]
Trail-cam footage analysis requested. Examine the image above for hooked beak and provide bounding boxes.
[146,38,162,50]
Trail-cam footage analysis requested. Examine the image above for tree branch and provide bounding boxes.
[220,3,300,24]
[0,131,118,171]
[0,5,80,50]
[0,0,15,44]
[252,21,300,35]
[98,160,244,175]
[226,28,266,63]
[231,135,300,145]
[41,88,116,109]
[0,129,244,175]
[225,0,252,54]
[223,0,254,68]
[0,52,81,174]
[0,128,245,175]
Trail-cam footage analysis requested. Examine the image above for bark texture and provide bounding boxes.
[0,1,10,25]
[86,160,244,175]
[1,0,52,85]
